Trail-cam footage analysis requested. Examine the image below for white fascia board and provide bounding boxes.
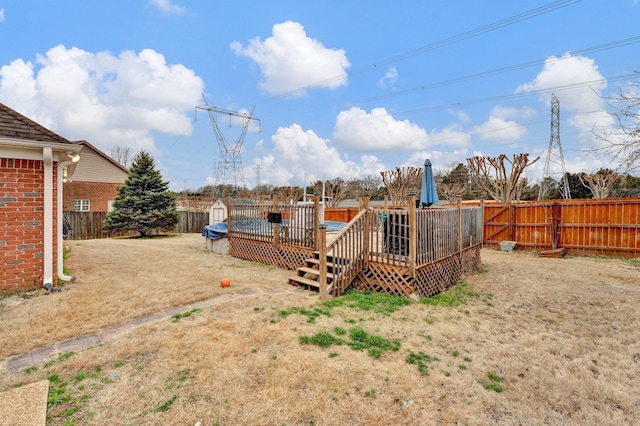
[0,137,82,161]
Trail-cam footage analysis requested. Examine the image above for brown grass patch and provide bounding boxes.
[1,234,640,425]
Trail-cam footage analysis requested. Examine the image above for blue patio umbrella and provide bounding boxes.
[420,159,439,207]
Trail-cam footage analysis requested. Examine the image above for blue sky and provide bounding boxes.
[1,0,639,191]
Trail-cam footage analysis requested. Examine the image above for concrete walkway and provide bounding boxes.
[2,287,311,376]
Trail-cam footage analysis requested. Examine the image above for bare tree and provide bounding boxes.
[595,82,640,173]
[438,183,466,203]
[466,154,539,202]
[579,169,619,198]
[311,178,348,207]
[108,146,134,169]
[274,186,304,203]
[380,166,422,205]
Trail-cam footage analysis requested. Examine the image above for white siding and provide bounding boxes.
[72,146,128,183]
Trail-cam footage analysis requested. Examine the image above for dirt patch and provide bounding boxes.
[1,234,639,425]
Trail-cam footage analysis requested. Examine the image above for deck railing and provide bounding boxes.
[318,209,370,298]
[227,194,483,275]
[367,199,483,269]
[227,194,483,299]
[227,195,320,249]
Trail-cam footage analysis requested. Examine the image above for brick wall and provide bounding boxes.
[63,181,119,212]
[0,157,57,291]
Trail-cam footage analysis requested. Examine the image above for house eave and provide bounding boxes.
[0,137,82,161]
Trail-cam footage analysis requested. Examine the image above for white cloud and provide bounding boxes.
[517,53,613,148]
[333,107,427,151]
[452,109,471,124]
[0,59,37,109]
[0,44,204,153]
[360,154,387,177]
[333,107,470,151]
[517,54,607,110]
[230,21,351,97]
[473,105,532,142]
[377,66,398,89]
[404,148,469,171]
[258,124,362,186]
[0,9,5,23]
[148,0,186,15]
[428,125,472,148]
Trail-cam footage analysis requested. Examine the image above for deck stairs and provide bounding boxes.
[288,252,339,294]
[288,208,370,297]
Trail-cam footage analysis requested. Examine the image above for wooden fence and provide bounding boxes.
[65,210,209,240]
[481,198,640,258]
[324,207,360,223]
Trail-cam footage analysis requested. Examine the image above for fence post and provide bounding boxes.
[272,193,279,248]
[314,194,320,251]
[318,224,328,301]
[458,197,463,257]
[408,193,416,278]
[480,199,485,248]
[509,203,515,241]
[226,196,232,235]
[361,193,370,268]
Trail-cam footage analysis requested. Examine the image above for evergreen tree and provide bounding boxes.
[104,150,180,237]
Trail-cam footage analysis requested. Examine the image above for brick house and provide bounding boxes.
[0,103,82,291]
[63,141,129,213]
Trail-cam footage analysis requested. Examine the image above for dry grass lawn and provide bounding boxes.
[1,233,639,425]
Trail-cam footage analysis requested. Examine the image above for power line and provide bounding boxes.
[369,0,582,68]
[253,0,582,104]
[355,35,640,105]
[370,73,637,119]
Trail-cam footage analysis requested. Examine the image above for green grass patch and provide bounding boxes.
[479,371,505,392]
[310,331,344,348]
[44,351,75,368]
[23,365,38,374]
[171,308,202,322]
[154,395,177,412]
[406,351,439,376]
[164,369,191,390]
[322,290,411,315]
[420,282,479,307]
[47,375,72,410]
[279,306,332,323]
[300,326,400,358]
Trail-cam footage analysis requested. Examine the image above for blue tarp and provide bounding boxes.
[202,220,346,240]
[202,222,228,240]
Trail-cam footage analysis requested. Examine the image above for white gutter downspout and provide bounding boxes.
[43,147,53,287]
[57,159,76,281]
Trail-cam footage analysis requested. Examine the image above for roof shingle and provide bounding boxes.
[0,103,71,144]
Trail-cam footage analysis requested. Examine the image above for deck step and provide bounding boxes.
[288,275,321,288]
[288,275,334,294]
[296,266,334,280]
[305,258,339,271]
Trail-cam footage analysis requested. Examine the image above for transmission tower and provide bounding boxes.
[538,93,571,200]
[196,95,260,196]
[254,161,262,188]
